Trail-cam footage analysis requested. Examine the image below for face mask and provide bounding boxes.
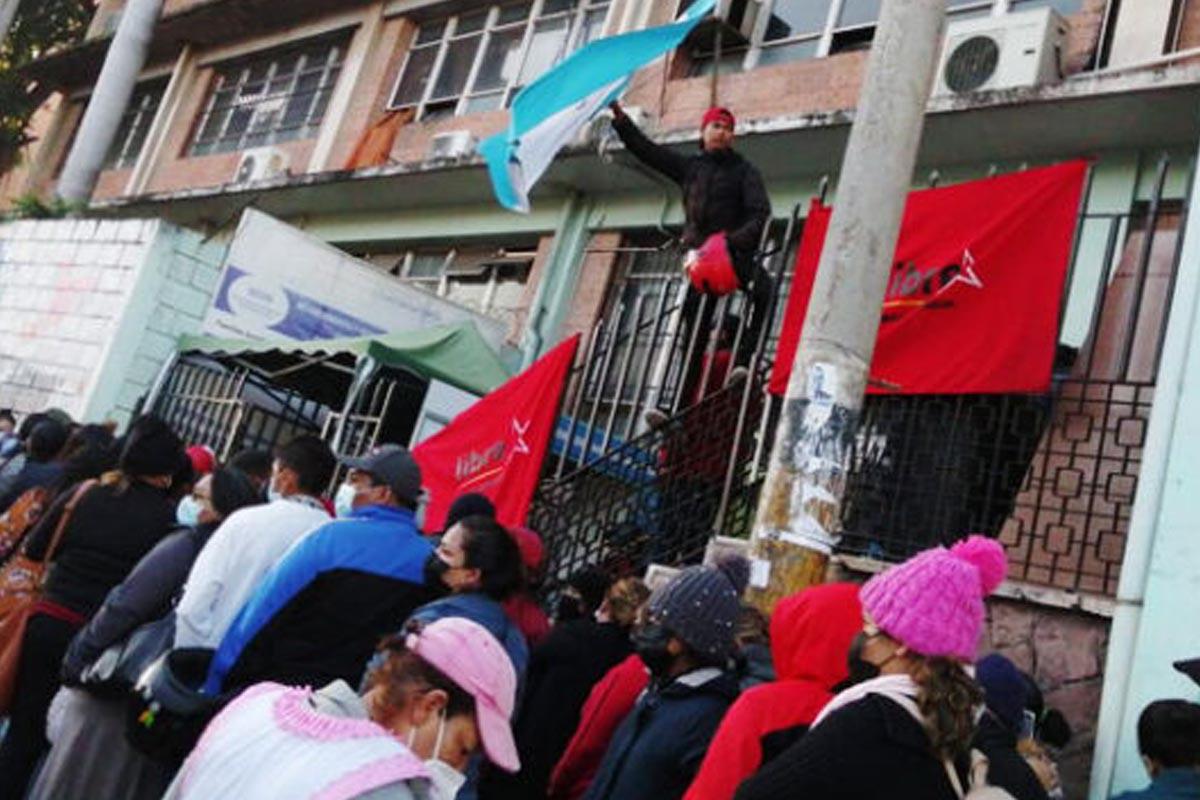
[175,495,202,527]
[844,631,888,687]
[632,622,675,680]
[334,483,357,518]
[423,552,452,595]
[555,595,584,623]
[409,709,466,800]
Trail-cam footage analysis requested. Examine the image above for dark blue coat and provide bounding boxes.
[583,668,740,800]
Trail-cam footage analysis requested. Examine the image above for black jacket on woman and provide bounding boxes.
[611,114,771,281]
[973,712,1050,800]
[733,694,964,800]
[482,619,635,799]
[60,521,217,682]
[26,480,178,618]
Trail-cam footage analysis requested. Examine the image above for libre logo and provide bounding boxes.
[882,248,984,321]
[454,417,533,487]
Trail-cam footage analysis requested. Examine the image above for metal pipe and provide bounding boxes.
[1153,156,1197,377]
[603,295,647,454]
[581,305,624,467]
[672,293,710,415]
[625,280,673,441]
[696,294,729,400]
[1118,155,1170,379]
[1056,161,1097,339]
[557,321,602,479]
[1078,217,1124,377]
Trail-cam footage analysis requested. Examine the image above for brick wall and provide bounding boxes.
[0,218,224,424]
[561,231,621,342]
[983,599,1110,800]
[1176,0,1200,49]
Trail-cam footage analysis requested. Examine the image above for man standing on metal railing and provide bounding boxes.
[609,102,773,426]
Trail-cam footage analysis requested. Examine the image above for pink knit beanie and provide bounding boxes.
[859,535,1007,662]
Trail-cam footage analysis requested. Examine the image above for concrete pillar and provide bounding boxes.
[57,0,163,204]
[1089,143,1200,798]
[745,0,946,612]
[520,192,593,366]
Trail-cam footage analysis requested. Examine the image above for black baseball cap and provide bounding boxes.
[341,444,422,504]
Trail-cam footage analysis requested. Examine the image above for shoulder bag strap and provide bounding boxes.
[40,479,98,575]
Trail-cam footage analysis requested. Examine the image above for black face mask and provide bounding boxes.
[422,552,451,596]
[632,623,676,680]
[555,595,584,623]
[843,631,881,688]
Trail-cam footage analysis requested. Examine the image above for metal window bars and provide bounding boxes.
[532,154,1192,598]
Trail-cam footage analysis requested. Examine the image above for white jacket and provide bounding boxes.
[174,496,329,648]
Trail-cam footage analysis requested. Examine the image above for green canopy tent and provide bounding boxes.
[148,323,510,458]
[173,322,510,403]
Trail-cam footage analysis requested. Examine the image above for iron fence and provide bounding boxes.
[532,154,1191,598]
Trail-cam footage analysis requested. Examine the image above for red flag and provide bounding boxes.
[415,334,580,532]
[769,160,1087,395]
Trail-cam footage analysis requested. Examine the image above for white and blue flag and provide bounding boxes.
[481,0,716,213]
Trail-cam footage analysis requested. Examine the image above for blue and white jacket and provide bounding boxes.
[204,504,433,695]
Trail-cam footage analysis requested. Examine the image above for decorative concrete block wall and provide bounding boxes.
[0,217,224,425]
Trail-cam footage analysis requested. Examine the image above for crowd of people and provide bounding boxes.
[0,407,1198,800]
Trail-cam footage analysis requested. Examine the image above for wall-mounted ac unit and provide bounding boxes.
[935,8,1067,97]
[232,147,290,185]
[428,130,477,161]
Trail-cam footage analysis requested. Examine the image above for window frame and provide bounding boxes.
[695,0,1080,73]
[103,79,168,171]
[189,36,348,157]
[387,0,614,121]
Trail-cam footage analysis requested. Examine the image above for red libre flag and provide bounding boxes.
[770,160,1088,396]
[415,334,580,532]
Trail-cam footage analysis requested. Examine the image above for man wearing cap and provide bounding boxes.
[610,102,773,422]
[202,443,435,695]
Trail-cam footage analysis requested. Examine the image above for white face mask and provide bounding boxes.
[334,483,357,518]
[408,709,466,800]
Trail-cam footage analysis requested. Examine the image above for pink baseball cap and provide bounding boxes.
[406,617,520,772]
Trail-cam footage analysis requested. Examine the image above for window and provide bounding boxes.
[103,81,166,170]
[389,0,611,119]
[360,242,537,327]
[190,37,346,156]
[689,0,1083,74]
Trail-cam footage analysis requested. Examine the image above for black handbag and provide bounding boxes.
[79,612,178,697]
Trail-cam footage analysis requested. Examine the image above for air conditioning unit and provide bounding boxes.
[935,8,1067,97]
[715,0,762,41]
[232,147,290,185]
[428,130,477,161]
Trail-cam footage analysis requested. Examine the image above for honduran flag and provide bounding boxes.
[481,0,716,213]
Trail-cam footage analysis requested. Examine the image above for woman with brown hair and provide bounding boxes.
[734,535,1009,800]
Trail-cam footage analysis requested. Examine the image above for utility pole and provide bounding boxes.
[745,0,946,612]
[0,0,20,44]
[57,0,163,205]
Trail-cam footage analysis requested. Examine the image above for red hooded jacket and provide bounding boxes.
[683,583,863,800]
[547,653,649,800]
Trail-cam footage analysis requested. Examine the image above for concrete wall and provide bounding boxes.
[0,218,224,425]
[984,599,1110,800]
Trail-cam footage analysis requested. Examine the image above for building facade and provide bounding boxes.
[3,1,1200,798]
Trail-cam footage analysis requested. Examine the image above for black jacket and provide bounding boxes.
[973,712,1050,800]
[734,694,963,800]
[482,620,635,800]
[612,114,771,281]
[60,522,215,683]
[584,668,740,800]
[26,481,178,618]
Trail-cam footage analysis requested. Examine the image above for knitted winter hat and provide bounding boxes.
[860,535,1007,662]
[648,554,749,664]
[119,416,184,478]
[976,653,1029,733]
